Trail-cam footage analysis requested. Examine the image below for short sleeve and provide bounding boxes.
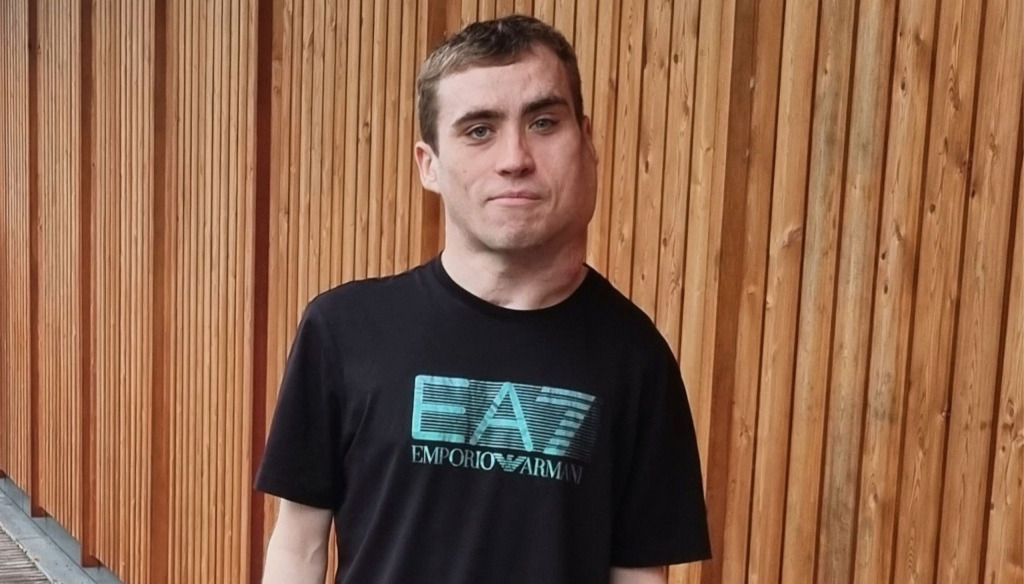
[255,302,344,510]
[610,344,711,566]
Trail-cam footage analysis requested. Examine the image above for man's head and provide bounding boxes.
[414,16,597,258]
[417,15,586,154]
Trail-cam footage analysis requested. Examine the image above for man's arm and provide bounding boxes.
[262,499,334,584]
[610,566,669,584]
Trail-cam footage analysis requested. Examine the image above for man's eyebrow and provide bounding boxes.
[450,96,571,131]
[451,108,504,130]
[521,95,570,116]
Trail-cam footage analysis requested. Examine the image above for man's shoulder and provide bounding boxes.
[304,262,431,319]
[583,268,675,353]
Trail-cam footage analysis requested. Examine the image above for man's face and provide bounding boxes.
[415,48,597,257]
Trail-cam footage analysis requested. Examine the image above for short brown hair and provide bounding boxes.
[416,15,585,152]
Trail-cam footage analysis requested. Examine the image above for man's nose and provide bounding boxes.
[496,130,535,177]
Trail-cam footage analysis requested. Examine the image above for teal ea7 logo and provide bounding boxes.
[409,375,603,484]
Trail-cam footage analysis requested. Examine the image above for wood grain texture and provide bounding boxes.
[815,0,896,581]
[852,1,938,581]
[0,0,33,490]
[983,161,1023,584]
[935,0,1023,579]
[746,0,820,580]
[629,0,672,318]
[780,0,856,577]
[35,0,84,541]
[1,2,1021,583]
[606,0,645,294]
[892,0,984,581]
[715,0,784,581]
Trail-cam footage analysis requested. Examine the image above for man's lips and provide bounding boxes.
[489,191,540,202]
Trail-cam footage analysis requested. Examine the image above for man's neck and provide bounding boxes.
[440,243,588,311]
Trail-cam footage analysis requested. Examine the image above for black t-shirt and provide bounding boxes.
[255,257,711,583]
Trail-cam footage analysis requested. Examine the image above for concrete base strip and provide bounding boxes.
[0,479,121,584]
[0,524,51,583]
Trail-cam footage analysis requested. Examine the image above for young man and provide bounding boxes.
[256,15,711,584]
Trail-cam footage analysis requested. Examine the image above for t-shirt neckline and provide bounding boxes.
[428,254,597,321]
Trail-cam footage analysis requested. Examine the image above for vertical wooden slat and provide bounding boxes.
[367,0,385,279]
[679,0,734,472]
[295,0,313,311]
[584,0,620,274]
[697,0,756,580]
[263,0,291,554]
[180,0,196,578]
[629,0,671,317]
[415,0,445,264]
[983,163,1023,584]
[462,0,478,27]
[244,0,264,575]
[533,0,553,24]
[0,0,32,500]
[747,0,820,579]
[496,0,515,17]
[354,0,373,280]
[892,0,984,579]
[306,0,324,297]
[79,0,96,566]
[212,1,226,581]
[34,0,83,539]
[342,0,360,281]
[571,0,595,131]
[781,0,857,577]
[394,0,416,272]
[935,0,1023,578]
[478,0,495,21]
[151,0,171,577]
[651,0,698,357]
[328,0,347,284]
[224,0,240,578]
[320,0,337,289]
[27,0,39,518]
[553,0,575,42]
[816,0,896,580]
[606,0,644,294]
[380,0,402,276]
[852,0,938,579]
[514,0,533,17]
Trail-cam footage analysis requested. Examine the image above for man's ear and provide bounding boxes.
[581,116,597,161]
[415,141,441,194]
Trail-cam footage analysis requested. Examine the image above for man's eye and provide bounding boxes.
[468,126,492,139]
[531,118,557,131]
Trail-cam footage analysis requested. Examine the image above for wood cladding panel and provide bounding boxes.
[34,0,84,542]
[0,0,33,490]
[162,0,256,582]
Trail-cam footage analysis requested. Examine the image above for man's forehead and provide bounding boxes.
[435,51,572,119]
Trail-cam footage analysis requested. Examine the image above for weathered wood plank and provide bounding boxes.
[781,0,857,577]
[606,0,644,295]
[983,157,1023,584]
[852,0,937,580]
[629,0,672,318]
[936,0,1023,579]
[892,0,984,580]
[584,0,620,274]
[816,0,896,581]
[746,0,820,579]
[716,0,784,580]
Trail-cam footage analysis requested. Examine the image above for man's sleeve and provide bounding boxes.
[610,344,712,567]
[255,302,344,510]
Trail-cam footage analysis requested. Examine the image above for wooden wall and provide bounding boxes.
[0,0,32,494]
[1,0,1021,583]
